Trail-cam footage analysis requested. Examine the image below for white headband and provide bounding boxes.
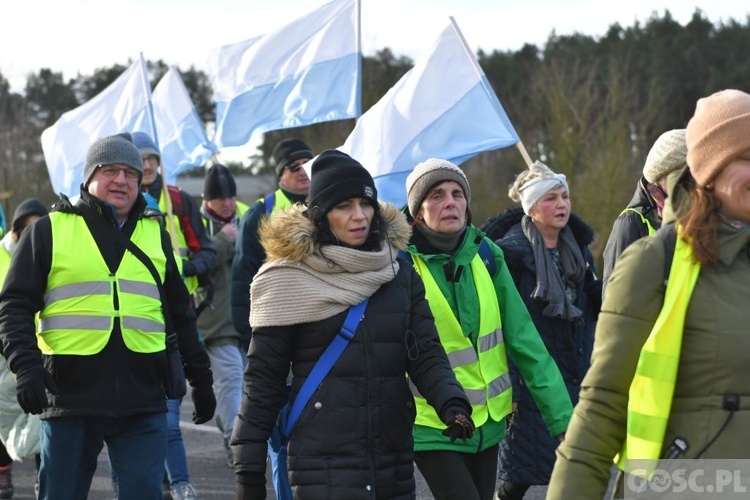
[519,174,569,215]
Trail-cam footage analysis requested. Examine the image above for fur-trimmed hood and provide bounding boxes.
[259,202,412,263]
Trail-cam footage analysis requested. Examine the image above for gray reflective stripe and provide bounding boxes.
[487,372,512,398]
[44,281,110,306]
[409,378,423,398]
[446,346,478,368]
[122,316,164,333]
[177,248,189,258]
[119,279,159,301]
[39,315,111,331]
[478,328,504,353]
[464,388,487,406]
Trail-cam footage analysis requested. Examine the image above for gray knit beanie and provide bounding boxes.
[405,159,471,218]
[643,129,688,184]
[83,132,143,187]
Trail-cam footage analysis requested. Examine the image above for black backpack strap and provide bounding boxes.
[77,204,177,349]
[655,223,677,286]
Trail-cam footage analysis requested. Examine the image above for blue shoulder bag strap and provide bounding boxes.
[283,297,370,440]
[264,192,276,216]
[477,238,496,277]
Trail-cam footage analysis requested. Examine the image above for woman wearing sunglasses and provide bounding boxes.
[601,129,687,293]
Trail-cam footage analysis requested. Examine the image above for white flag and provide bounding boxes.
[41,60,150,197]
[151,67,216,183]
[339,18,519,207]
[208,0,361,148]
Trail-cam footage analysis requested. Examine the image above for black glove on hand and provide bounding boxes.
[441,405,475,443]
[16,365,59,415]
[191,383,216,424]
[236,472,266,500]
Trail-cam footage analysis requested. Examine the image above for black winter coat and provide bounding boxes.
[0,190,213,418]
[602,177,661,292]
[232,205,468,499]
[482,208,601,485]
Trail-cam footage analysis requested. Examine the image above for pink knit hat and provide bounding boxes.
[686,89,750,186]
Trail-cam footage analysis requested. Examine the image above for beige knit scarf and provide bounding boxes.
[250,243,399,328]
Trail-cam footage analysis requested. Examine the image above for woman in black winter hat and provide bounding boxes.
[231,150,473,500]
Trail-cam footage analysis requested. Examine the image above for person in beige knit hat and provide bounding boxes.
[547,89,750,499]
[404,158,573,500]
[601,129,687,291]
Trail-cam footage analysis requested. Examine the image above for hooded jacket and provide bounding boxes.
[548,168,750,498]
[484,207,600,484]
[231,204,468,499]
[407,223,573,455]
[0,189,212,419]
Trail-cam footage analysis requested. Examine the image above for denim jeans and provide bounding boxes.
[40,414,166,500]
[165,398,189,486]
[205,342,244,442]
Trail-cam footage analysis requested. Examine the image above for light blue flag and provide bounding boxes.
[208,0,361,148]
[150,67,216,184]
[41,60,150,197]
[339,18,520,207]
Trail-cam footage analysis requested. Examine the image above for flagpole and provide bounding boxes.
[355,0,362,116]
[139,52,179,251]
[448,17,532,168]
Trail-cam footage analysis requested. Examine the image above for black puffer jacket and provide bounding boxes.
[602,177,661,292]
[482,207,601,485]
[231,204,468,499]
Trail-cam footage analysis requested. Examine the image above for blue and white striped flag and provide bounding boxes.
[41,59,150,197]
[339,18,520,207]
[208,0,361,148]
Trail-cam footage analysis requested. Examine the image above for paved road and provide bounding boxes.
[9,398,565,499]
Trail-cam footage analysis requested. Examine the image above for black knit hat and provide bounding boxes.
[203,163,237,200]
[307,150,377,217]
[11,198,48,234]
[272,138,314,178]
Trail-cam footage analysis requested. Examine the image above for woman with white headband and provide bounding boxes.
[482,160,601,499]
[403,158,573,500]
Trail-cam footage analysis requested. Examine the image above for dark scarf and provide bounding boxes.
[521,215,586,322]
[413,221,466,253]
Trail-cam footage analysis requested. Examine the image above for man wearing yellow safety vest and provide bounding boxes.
[0,133,216,499]
[132,132,217,296]
[548,89,750,498]
[231,138,313,353]
[197,163,248,467]
[404,159,573,500]
[602,129,687,292]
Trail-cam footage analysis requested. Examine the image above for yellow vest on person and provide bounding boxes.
[621,208,656,235]
[616,228,700,473]
[0,247,10,283]
[259,189,293,215]
[38,212,167,356]
[157,190,198,294]
[410,254,512,428]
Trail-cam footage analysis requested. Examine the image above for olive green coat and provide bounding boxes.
[548,175,750,499]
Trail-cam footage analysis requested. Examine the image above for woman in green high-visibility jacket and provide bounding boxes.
[548,89,750,499]
[404,159,573,500]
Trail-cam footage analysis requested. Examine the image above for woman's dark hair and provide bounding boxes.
[307,202,385,252]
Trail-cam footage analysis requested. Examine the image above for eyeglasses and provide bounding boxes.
[142,155,159,167]
[98,165,140,181]
[647,183,667,203]
[286,164,304,173]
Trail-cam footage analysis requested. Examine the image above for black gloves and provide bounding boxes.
[16,365,59,415]
[441,403,475,443]
[236,472,267,500]
[191,383,216,424]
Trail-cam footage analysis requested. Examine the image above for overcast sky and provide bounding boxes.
[2,0,748,94]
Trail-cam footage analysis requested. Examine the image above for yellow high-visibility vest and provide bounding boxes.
[621,208,656,235]
[409,253,512,428]
[158,190,198,294]
[38,213,167,355]
[616,227,700,474]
